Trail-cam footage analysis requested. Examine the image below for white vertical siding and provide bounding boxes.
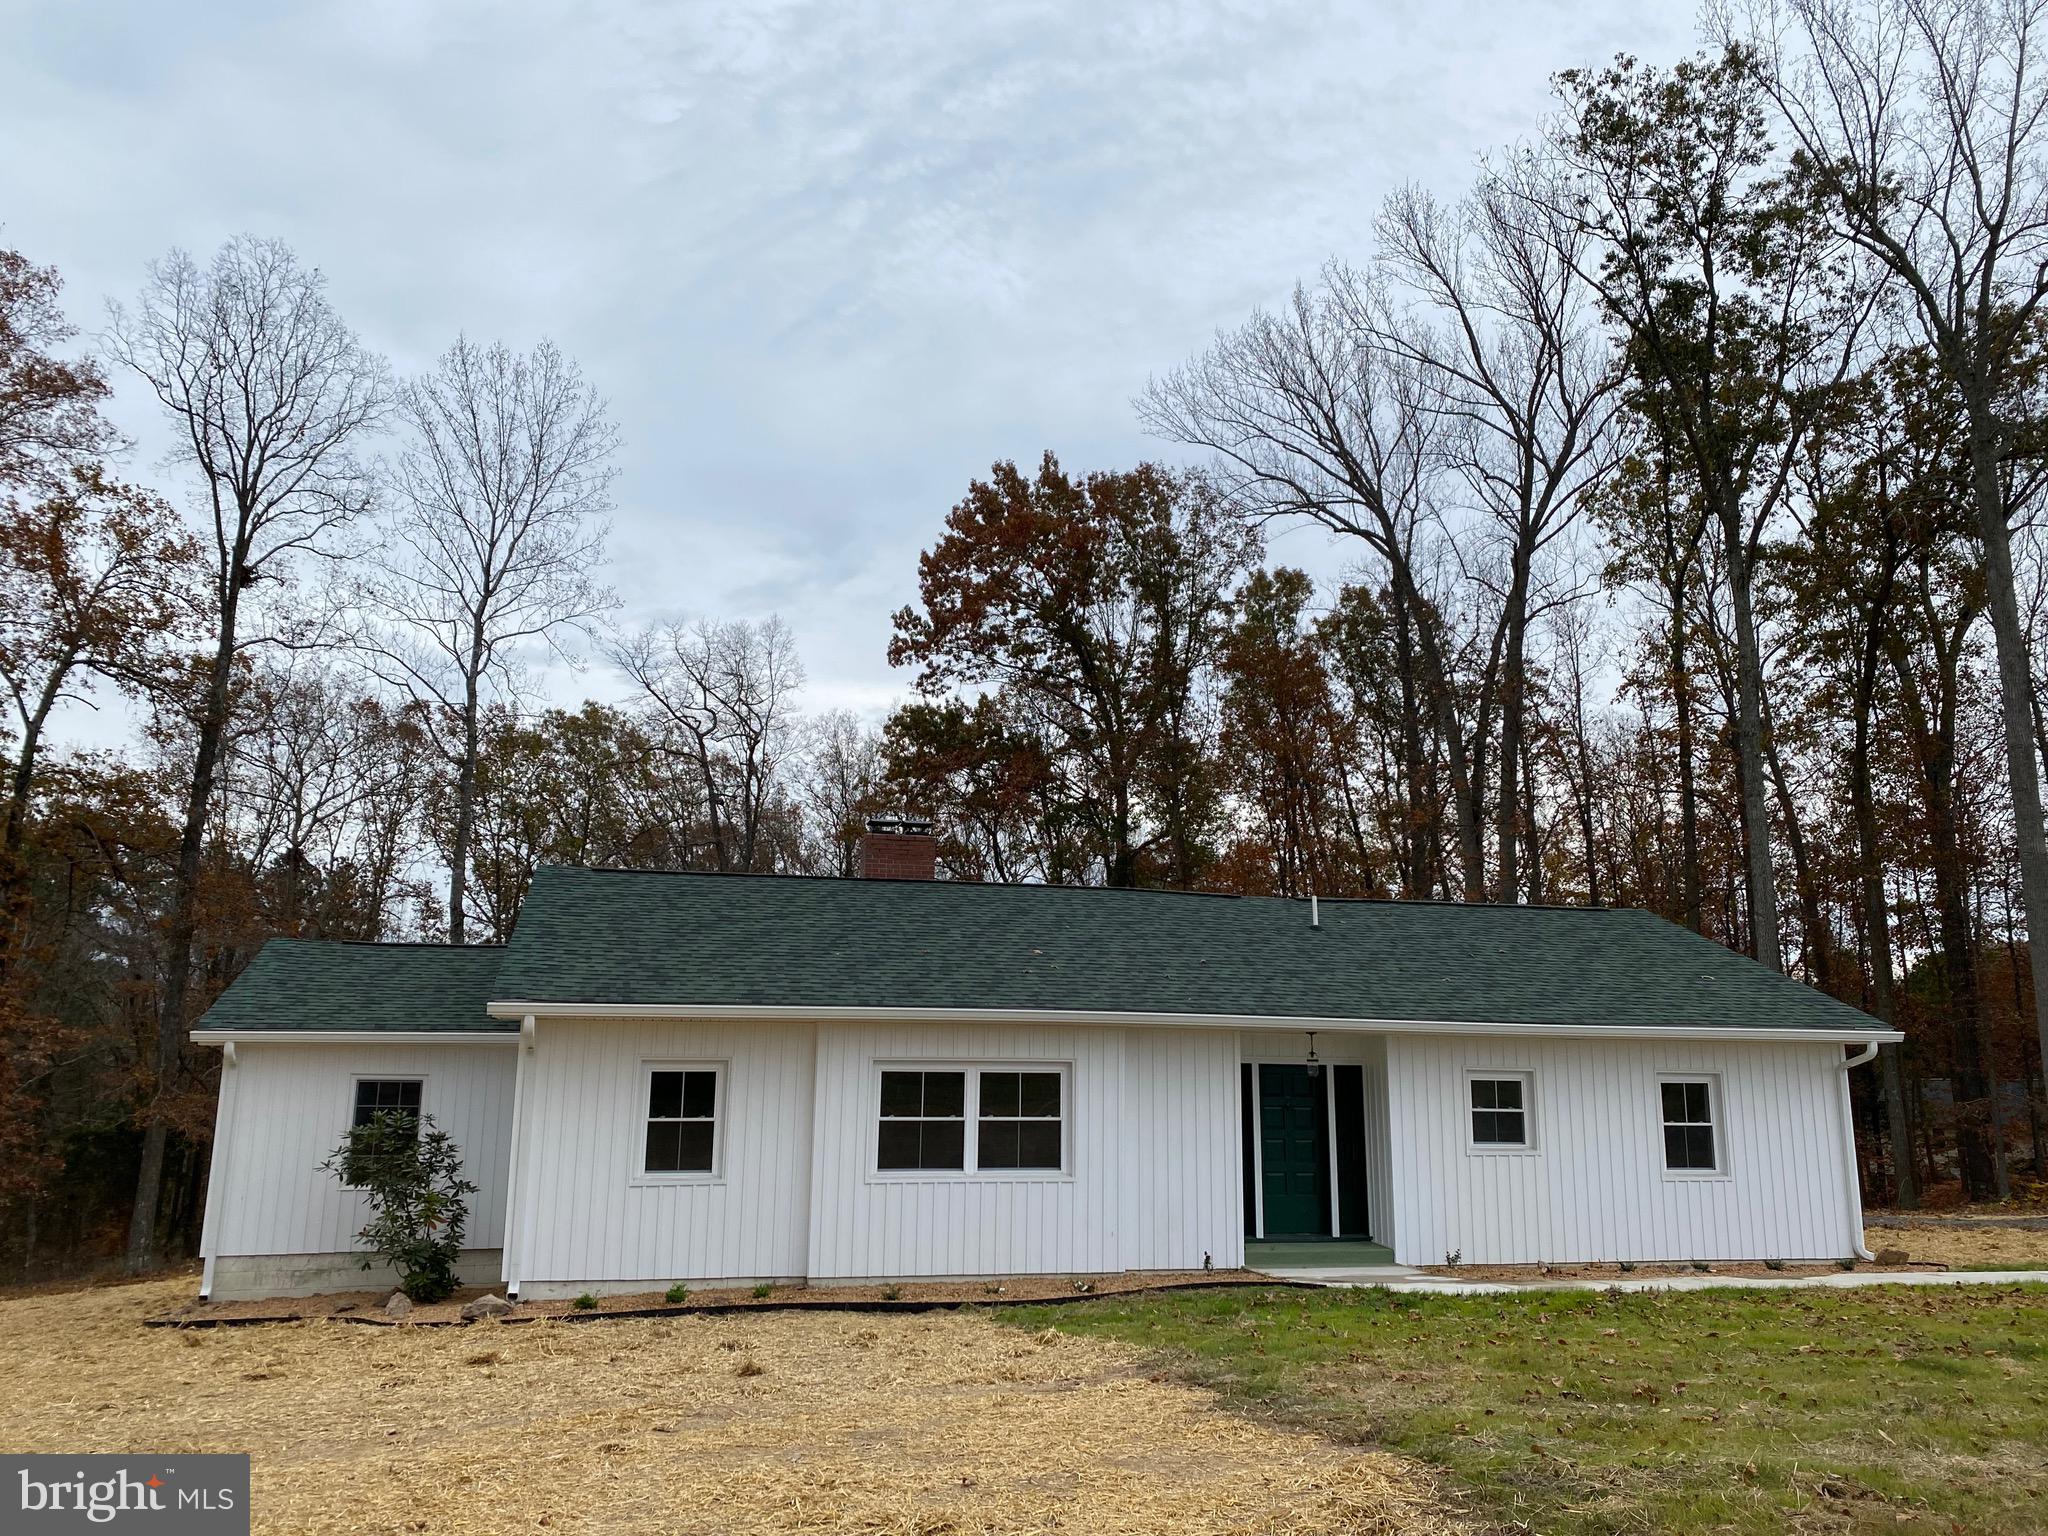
[806,1022,1242,1278]
[1123,1028,1243,1270]
[208,1042,517,1257]
[514,1019,814,1286]
[1356,1035,1395,1249]
[1385,1034,1858,1265]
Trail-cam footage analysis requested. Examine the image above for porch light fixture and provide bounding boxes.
[1305,1031,1321,1078]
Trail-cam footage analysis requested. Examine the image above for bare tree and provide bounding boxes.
[1534,48,1874,966]
[1375,177,1624,899]
[358,336,617,943]
[107,234,388,1270]
[1140,276,1492,898]
[614,616,806,873]
[1733,0,2048,1086]
[800,709,884,876]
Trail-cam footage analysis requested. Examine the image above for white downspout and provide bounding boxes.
[501,1015,536,1298]
[197,1040,238,1301]
[1837,1042,1880,1262]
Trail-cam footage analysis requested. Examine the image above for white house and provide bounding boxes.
[191,822,1899,1300]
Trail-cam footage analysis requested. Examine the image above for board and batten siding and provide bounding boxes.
[509,1019,815,1292]
[205,1041,517,1259]
[806,1022,1242,1279]
[1384,1034,1859,1266]
[1357,1035,1395,1252]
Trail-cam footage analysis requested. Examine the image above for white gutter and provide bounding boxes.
[189,1030,518,1046]
[483,999,1902,1046]
[1838,1041,1880,1261]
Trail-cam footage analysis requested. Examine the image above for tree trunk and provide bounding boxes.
[1498,551,1532,903]
[1850,616,1915,1207]
[1722,506,1781,969]
[1392,600,1429,898]
[1390,565,1484,901]
[447,652,484,943]
[128,574,243,1272]
[1764,720,1831,991]
[1965,417,2048,1125]
[1672,605,1704,933]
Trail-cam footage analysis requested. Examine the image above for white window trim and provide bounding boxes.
[630,1060,727,1186]
[1463,1068,1537,1154]
[1656,1072,1729,1180]
[868,1060,1074,1184]
[347,1072,426,1133]
[340,1074,427,1189]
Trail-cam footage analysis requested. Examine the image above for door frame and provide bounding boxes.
[1246,1058,1345,1240]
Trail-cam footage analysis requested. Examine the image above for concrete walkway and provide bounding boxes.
[1261,1265,2048,1295]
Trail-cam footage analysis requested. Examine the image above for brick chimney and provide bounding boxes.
[859,816,937,881]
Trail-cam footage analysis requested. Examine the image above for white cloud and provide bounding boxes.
[1,0,1690,744]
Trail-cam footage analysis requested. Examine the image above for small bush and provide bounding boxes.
[573,1293,599,1311]
[664,1283,689,1305]
[881,1285,903,1301]
[1837,1256,1858,1271]
[1618,1260,1637,1273]
[1690,1260,1711,1273]
[752,1283,772,1299]
[1444,1249,1462,1268]
[321,1110,477,1303]
[1765,1257,1787,1272]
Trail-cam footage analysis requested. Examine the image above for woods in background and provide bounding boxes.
[4,0,2047,1278]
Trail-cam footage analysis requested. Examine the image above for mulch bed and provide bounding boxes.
[148,1268,1307,1327]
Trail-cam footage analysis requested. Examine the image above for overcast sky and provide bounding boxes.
[2,0,1691,748]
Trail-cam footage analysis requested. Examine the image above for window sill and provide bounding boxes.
[1464,1144,1539,1156]
[866,1169,1074,1186]
[628,1173,725,1189]
[1659,1168,1731,1183]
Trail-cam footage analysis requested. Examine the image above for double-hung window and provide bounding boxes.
[1468,1074,1530,1148]
[1660,1078,1719,1172]
[643,1066,720,1176]
[877,1066,1065,1174]
[352,1078,421,1130]
[977,1071,1063,1170]
[878,1070,967,1171]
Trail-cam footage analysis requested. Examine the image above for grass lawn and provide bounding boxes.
[1013,1281,2048,1535]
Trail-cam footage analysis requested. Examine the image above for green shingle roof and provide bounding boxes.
[198,939,509,1033]
[485,865,1881,1033]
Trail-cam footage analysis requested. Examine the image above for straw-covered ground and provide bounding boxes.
[1,1277,1463,1536]
[1861,1218,2048,1270]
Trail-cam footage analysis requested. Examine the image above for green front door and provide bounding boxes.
[1258,1064,1331,1238]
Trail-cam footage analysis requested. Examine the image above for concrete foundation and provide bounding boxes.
[207,1249,504,1301]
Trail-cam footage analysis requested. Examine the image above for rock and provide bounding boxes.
[384,1291,413,1319]
[461,1293,514,1321]
[1875,1247,1910,1267]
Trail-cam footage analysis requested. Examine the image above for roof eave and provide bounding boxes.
[189,1029,519,1045]
[483,999,1898,1044]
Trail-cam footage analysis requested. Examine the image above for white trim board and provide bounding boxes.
[190,1030,519,1046]
[482,1001,1900,1046]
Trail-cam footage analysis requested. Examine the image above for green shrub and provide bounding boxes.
[664,1283,689,1305]
[573,1293,599,1311]
[752,1282,773,1299]
[321,1110,477,1303]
